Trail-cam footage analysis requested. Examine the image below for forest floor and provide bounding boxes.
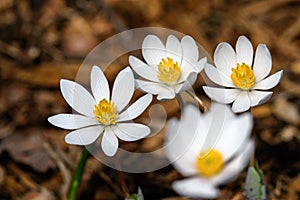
[1,0,300,199]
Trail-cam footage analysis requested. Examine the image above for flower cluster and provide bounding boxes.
[48,34,282,199]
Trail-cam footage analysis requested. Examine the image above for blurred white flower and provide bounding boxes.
[165,103,254,199]
[203,35,283,113]
[48,66,152,156]
[129,34,206,100]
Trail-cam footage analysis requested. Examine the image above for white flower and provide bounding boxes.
[129,34,206,100]
[165,103,254,199]
[48,66,153,156]
[203,35,283,113]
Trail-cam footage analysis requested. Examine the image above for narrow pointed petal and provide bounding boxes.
[112,123,150,141]
[91,65,110,103]
[211,140,254,186]
[111,67,134,112]
[203,87,240,104]
[142,35,166,65]
[214,42,236,77]
[172,177,219,199]
[118,94,152,122]
[199,103,236,151]
[248,90,273,107]
[48,114,98,130]
[129,56,161,82]
[101,128,119,156]
[253,44,272,82]
[214,112,253,161]
[135,80,175,100]
[157,90,175,100]
[176,72,197,93]
[252,70,283,90]
[204,63,235,87]
[60,79,96,117]
[165,105,204,176]
[166,35,182,64]
[178,63,197,83]
[236,36,254,66]
[194,57,206,73]
[65,126,103,145]
[232,91,250,113]
[181,36,199,69]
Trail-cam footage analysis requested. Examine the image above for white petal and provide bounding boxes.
[232,91,250,113]
[60,79,96,117]
[142,35,166,65]
[236,36,254,66]
[101,128,119,156]
[199,103,236,151]
[135,80,175,100]
[253,44,272,82]
[165,105,204,176]
[175,72,197,93]
[129,56,161,82]
[178,64,196,83]
[214,42,236,77]
[65,126,103,145]
[172,177,219,199]
[252,70,283,90]
[48,114,98,130]
[194,57,206,73]
[214,112,253,161]
[181,36,199,70]
[248,90,273,107]
[112,123,150,141]
[166,35,182,64]
[111,67,134,112]
[91,65,110,103]
[211,140,254,186]
[118,94,152,122]
[203,87,240,104]
[204,63,235,87]
[156,89,176,100]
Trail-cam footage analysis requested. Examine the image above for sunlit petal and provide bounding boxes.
[60,79,96,117]
[48,114,98,130]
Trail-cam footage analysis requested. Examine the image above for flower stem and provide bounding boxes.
[176,93,185,110]
[114,156,130,198]
[185,90,206,112]
[68,148,90,200]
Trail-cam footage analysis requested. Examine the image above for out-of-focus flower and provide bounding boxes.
[48,66,152,156]
[165,103,254,199]
[129,34,206,100]
[203,35,283,113]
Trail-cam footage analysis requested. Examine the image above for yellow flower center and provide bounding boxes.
[231,62,255,90]
[94,99,118,125]
[157,57,181,85]
[196,149,224,177]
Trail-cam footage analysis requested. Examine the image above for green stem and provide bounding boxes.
[68,148,90,200]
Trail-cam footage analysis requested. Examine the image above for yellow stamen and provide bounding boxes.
[231,62,255,90]
[196,149,224,177]
[157,57,181,84]
[94,99,118,125]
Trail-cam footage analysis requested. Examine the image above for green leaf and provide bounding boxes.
[245,161,266,200]
[126,187,144,200]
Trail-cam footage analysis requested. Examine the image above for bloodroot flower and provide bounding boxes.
[165,103,254,199]
[203,36,283,113]
[48,66,152,156]
[129,34,206,100]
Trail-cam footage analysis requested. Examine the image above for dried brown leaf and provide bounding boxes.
[0,129,56,172]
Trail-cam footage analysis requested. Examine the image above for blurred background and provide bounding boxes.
[0,0,300,199]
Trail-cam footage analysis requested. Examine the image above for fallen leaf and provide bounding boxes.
[0,128,56,172]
